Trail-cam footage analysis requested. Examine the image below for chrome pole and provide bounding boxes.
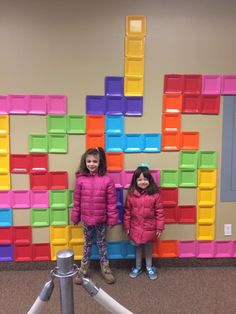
[56,249,75,314]
[28,249,133,314]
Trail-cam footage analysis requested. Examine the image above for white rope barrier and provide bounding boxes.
[81,277,133,314]
[93,288,133,314]
[27,279,54,314]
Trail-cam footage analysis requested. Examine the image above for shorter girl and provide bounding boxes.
[71,147,118,284]
[124,164,164,280]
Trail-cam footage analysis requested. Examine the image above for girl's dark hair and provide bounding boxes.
[77,147,107,176]
[128,166,159,195]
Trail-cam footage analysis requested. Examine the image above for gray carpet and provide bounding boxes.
[1,260,236,314]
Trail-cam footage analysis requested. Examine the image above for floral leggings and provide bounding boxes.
[81,222,108,264]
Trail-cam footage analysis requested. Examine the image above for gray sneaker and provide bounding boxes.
[146,267,157,280]
[129,267,142,278]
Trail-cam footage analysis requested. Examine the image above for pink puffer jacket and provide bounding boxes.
[124,190,165,245]
[70,173,118,226]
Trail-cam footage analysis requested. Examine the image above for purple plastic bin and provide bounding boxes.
[214,241,233,258]
[221,75,236,95]
[116,188,124,206]
[28,95,47,115]
[105,77,124,96]
[30,190,49,208]
[117,204,124,224]
[202,75,221,95]
[196,241,215,258]
[86,96,105,114]
[107,171,122,188]
[178,241,196,258]
[105,96,125,115]
[0,191,12,208]
[0,244,14,261]
[47,95,67,114]
[11,190,31,208]
[8,94,29,114]
[125,97,143,116]
[0,95,9,114]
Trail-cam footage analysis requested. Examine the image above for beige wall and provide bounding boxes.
[1,0,236,242]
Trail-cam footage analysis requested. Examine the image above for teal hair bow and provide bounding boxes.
[138,163,150,169]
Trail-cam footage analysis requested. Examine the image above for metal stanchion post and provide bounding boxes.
[28,249,133,314]
[56,249,75,314]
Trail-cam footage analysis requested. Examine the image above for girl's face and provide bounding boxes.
[86,154,100,173]
[136,173,149,190]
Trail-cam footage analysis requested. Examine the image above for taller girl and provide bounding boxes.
[71,147,118,284]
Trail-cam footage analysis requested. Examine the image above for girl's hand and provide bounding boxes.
[156,230,162,238]
[126,230,130,236]
[107,225,115,229]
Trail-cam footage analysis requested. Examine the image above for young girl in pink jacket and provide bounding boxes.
[71,147,118,284]
[124,164,165,280]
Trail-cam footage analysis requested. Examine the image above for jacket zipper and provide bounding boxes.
[141,194,145,243]
[90,175,94,215]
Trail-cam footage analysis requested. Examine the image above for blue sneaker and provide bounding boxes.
[146,267,157,280]
[129,267,142,278]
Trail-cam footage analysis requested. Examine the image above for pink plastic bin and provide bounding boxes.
[30,190,49,208]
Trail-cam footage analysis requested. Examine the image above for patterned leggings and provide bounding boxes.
[82,222,108,264]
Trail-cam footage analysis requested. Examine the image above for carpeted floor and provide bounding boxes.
[1,260,236,314]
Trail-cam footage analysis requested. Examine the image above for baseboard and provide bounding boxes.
[1,258,236,271]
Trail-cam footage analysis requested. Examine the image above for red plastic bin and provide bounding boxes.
[32,243,51,261]
[14,244,33,261]
[30,172,49,190]
[159,188,178,206]
[0,227,13,244]
[164,206,178,223]
[10,154,30,173]
[182,94,201,114]
[177,205,196,223]
[13,226,32,245]
[164,74,184,94]
[48,171,68,190]
[200,95,220,114]
[30,153,48,173]
[183,75,202,94]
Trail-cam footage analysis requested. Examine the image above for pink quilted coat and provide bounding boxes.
[124,190,165,245]
[70,174,118,226]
